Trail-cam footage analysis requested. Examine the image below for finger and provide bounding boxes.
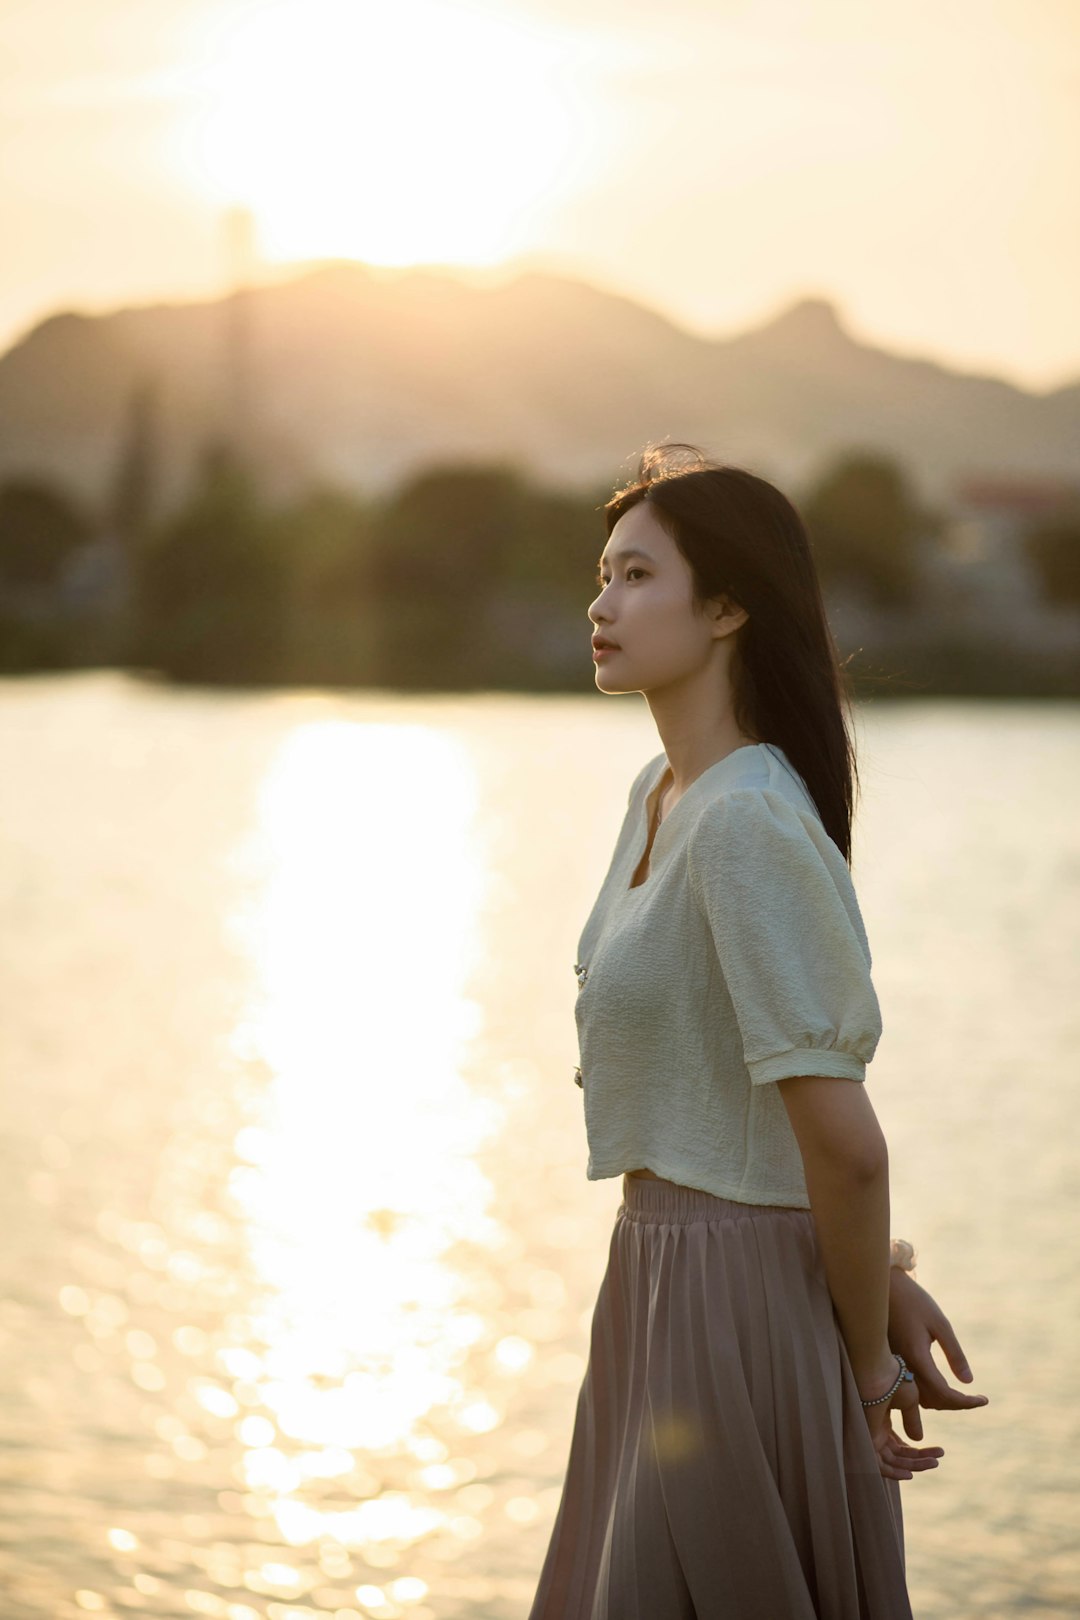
[924,1387,990,1412]
[881,1443,939,1474]
[908,1358,953,1403]
[868,1412,939,1481]
[933,1316,974,1383]
[901,1400,924,1441]
[914,1371,990,1411]
[893,1445,939,1470]
[908,1359,990,1412]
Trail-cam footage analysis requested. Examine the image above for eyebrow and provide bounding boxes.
[596,548,655,570]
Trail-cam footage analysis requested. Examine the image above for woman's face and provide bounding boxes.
[588,500,728,695]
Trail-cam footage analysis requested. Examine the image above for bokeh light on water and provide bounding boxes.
[1,673,1077,1618]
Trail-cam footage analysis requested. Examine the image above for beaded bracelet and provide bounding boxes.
[860,1353,916,1407]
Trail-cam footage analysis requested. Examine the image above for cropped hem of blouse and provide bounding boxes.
[585,1157,814,1210]
[748,1046,868,1084]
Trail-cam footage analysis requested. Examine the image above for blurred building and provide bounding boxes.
[922,475,1080,653]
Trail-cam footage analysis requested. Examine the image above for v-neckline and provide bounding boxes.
[622,743,766,897]
[627,765,674,890]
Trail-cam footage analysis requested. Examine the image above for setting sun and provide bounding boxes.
[174,0,595,267]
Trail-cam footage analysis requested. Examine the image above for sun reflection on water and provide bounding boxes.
[219,720,506,1560]
[8,686,1079,1617]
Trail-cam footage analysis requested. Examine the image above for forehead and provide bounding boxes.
[601,500,670,562]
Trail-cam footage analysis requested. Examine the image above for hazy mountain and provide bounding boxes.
[0,260,1076,515]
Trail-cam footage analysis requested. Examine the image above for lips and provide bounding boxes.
[592,638,620,651]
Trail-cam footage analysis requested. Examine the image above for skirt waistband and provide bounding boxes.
[619,1172,812,1226]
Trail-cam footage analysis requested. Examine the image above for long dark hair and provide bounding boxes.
[604,443,861,864]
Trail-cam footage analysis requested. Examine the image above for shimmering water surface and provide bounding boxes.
[1,673,1077,1620]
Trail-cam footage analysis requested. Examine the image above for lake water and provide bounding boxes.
[1,672,1077,1620]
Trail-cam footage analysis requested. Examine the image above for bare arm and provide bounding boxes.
[777,1075,942,1479]
[777,1075,894,1384]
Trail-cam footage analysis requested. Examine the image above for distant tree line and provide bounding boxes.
[1,429,1078,694]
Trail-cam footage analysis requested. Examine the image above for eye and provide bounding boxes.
[594,568,646,588]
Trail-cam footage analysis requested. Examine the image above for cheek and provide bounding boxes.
[643,588,701,648]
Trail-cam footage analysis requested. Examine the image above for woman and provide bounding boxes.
[527,445,988,1619]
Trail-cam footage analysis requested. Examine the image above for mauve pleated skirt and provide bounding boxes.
[526,1173,912,1620]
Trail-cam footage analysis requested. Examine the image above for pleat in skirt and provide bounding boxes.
[527,1173,912,1620]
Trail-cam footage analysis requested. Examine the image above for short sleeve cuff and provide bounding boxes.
[748,1048,867,1085]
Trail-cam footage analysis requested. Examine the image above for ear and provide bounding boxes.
[705,592,750,638]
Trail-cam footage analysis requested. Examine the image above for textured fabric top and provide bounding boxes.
[572,741,883,1207]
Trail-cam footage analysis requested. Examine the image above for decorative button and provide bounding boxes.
[573,1067,583,1088]
[574,961,588,988]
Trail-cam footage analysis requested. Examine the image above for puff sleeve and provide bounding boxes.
[686,787,883,1085]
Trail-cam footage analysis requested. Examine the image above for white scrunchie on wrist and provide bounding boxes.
[890,1238,917,1274]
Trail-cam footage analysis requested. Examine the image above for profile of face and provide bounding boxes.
[588,500,747,696]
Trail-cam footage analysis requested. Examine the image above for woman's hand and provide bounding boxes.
[887,1267,990,1427]
[856,1351,944,1481]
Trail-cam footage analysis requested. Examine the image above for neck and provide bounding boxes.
[643,682,758,795]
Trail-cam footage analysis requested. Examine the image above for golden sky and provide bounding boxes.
[3,0,1079,391]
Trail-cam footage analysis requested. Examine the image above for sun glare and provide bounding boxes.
[179,0,593,268]
[217,718,512,1553]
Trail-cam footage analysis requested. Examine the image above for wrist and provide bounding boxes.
[853,1348,902,1402]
